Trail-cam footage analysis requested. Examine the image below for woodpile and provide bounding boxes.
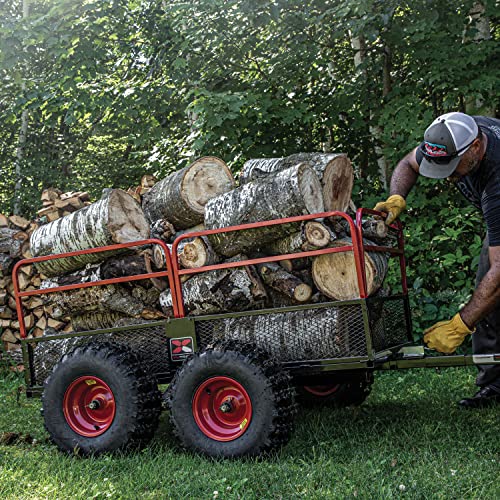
[1,152,395,368]
[36,189,91,223]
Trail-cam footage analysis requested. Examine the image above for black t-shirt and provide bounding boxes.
[416,116,500,246]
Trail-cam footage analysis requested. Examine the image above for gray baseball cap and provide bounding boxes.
[419,112,479,179]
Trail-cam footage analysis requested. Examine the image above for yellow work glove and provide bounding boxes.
[373,194,406,225]
[423,313,475,354]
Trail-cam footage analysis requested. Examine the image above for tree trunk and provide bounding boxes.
[13,0,30,216]
[464,2,495,116]
[159,256,266,316]
[312,238,388,300]
[30,189,149,276]
[205,163,324,257]
[142,157,235,229]
[239,153,353,212]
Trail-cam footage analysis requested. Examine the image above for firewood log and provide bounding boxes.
[30,189,149,277]
[142,157,235,229]
[179,236,219,269]
[0,228,23,257]
[263,221,332,255]
[204,163,324,257]
[217,306,356,360]
[256,261,312,303]
[159,255,266,316]
[239,153,353,212]
[312,238,388,300]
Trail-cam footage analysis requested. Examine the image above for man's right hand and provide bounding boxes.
[373,194,406,225]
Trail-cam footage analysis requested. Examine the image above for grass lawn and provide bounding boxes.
[0,367,498,499]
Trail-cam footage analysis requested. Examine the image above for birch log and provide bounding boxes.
[218,307,355,361]
[204,163,324,257]
[312,238,388,300]
[30,189,149,277]
[142,157,235,229]
[239,153,353,212]
[159,256,266,316]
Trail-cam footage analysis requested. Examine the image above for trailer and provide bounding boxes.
[12,208,500,457]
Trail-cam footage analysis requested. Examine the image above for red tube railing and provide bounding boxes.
[171,210,406,317]
[12,239,175,339]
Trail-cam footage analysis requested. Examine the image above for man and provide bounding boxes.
[374,112,500,408]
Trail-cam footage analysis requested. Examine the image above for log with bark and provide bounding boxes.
[30,189,149,277]
[312,238,389,300]
[142,157,235,229]
[204,163,324,257]
[239,153,353,212]
[256,261,312,303]
[159,255,267,316]
[263,221,333,255]
[217,306,358,361]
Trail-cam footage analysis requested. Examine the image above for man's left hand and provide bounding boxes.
[423,313,475,354]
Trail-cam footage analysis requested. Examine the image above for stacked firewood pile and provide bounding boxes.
[1,153,394,367]
[36,189,92,223]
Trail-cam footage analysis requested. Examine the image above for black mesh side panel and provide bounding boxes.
[27,324,169,386]
[368,297,410,352]
[195,304,368,362]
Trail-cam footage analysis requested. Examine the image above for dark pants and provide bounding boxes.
[473,236,500,389]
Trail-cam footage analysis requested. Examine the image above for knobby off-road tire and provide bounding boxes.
[42,341,162,456]
[165,340,297,458]
[297,372,374,408]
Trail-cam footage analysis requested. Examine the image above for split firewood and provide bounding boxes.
[142,157,235,229]
[30,189,149,277]
[9,215,31,231]
[239,153,353,212]
[204,163,324,257]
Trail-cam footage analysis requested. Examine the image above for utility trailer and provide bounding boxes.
[12,209,500,457]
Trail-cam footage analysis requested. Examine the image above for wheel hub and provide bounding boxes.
[193,376,252,442]
[63,376,116,437]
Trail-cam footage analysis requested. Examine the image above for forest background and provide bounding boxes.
[0,0,499,333]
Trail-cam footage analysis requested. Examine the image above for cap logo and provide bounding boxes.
[424,141,448,157]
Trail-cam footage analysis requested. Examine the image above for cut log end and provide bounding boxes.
[182,156,235,214]
[107,189,150,243]
[312,239,388,300]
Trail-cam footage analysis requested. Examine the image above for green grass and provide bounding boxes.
[0,368,498,499]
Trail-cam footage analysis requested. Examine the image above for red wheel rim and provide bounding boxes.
[63,376,116,437]
[192,376,252,442]
[303,383,341,397]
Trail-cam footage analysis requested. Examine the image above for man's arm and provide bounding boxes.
[389,147,420,198]
[460,246,500,328]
